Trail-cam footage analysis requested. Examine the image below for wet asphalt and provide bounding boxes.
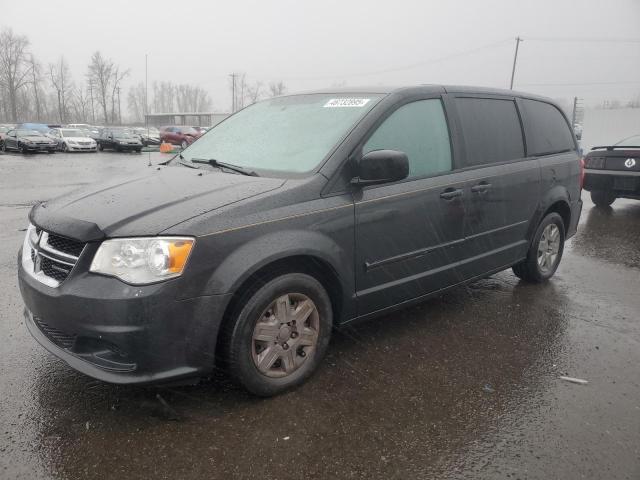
[0,151,638,480]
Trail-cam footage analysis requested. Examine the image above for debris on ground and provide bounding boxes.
[559,376,589,385]
[483,383,495,393]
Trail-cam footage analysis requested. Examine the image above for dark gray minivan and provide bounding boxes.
[18,86,583,396]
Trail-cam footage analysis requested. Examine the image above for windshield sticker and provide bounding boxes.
[323,98,371,108]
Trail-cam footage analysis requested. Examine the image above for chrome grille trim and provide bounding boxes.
[23,226,86,288]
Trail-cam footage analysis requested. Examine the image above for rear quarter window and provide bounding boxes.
[454,97,525,167]
[520,99,575,156]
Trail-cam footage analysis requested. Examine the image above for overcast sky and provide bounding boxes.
[3,0,640,111]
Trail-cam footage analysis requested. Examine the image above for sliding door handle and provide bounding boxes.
[440,188,463,200]
[471,182,492,193]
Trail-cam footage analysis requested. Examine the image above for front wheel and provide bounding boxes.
[181,140,188,149]
[513,212,565,283]
[226,273,333,396]
[590,190,616,208]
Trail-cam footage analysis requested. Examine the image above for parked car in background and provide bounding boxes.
[132,127,161,146]
[192,126,209,136]
[97,128,142,152]
[16,123,51,134]
[0,125,12,147]
[49,128,98,152]
[18,86,582,396]
[583,134,640,207]
[2,129,57,153]
[159,126,201,149]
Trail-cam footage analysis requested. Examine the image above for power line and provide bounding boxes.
[275,38,513,82]
[526,36,640,44]
[519,80,640,87]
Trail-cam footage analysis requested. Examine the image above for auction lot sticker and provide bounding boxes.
[324,98,371,108]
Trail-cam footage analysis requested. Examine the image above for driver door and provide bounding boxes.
[354,98,468,315]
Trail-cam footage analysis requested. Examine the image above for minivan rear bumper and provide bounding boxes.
[18,254,232,385]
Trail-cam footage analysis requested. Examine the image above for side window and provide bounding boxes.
[455,97,524,166]
[363,99,452,179]
[520,99,575,156]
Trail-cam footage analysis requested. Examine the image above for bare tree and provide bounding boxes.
[268,80,287,98]
[153,81,175,113]
[176,84,211,112]
[245,81,263,105]
[70,86,90,123]
[0,28,31,121]
[110,66,128,124]
[87,51,114,123]
[127,82,147,122]
[49,56,73,123]
[26,54,47,121]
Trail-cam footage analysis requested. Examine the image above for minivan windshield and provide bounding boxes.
[179,94,382,173]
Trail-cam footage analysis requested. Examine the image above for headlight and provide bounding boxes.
[68,140,77,145]
[90,237,195,284]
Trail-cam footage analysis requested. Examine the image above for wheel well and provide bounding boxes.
[545,200,571,232]
[215,255,343,363]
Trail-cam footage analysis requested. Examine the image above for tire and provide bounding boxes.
[62,142,68,152]
[590,190,616,208]
[135,148,142,153]
[20,143,28,154]
[181,140,188,150]
[513,212,565,283]
[1,142,5,152]
[226,273,333,396]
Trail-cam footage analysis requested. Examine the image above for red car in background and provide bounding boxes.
[159,126,202,149]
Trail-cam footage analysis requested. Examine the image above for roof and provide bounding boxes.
[286,84,553,102]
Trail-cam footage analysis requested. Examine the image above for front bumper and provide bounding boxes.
[18,253,232,385]
[23,144,57,152]
[67,144,97,152]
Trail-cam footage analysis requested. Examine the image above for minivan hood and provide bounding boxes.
[30,166,285,241]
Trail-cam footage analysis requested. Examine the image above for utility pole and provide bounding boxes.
[145,53,148,130]
[509,36,523,90]
[230,73,237,113]
[117,86,122,124]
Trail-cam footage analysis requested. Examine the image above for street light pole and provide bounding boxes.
[509,36,523,90]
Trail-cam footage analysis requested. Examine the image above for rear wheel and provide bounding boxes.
[513,212,565,283]
[226,273,333,396]
[590,190,616,208]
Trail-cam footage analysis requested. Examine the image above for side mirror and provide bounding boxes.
[352,149,409,186]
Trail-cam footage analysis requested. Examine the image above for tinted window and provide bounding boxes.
[363,99,452,178]
[455,98,524,166]
[521,99,575,155]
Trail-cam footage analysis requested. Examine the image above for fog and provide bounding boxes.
[2,0,639,112]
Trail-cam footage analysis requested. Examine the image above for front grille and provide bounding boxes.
[25,229,86,287]
[40,256,73,282]
[33,316,76,349]
[46,234,85,257]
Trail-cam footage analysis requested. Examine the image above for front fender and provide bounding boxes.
[204,228,354,315]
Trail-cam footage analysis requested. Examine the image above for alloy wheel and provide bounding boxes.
[537,224,560,273]
[251,293,320,378]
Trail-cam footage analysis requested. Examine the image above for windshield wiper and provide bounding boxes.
[191,158,259,176]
